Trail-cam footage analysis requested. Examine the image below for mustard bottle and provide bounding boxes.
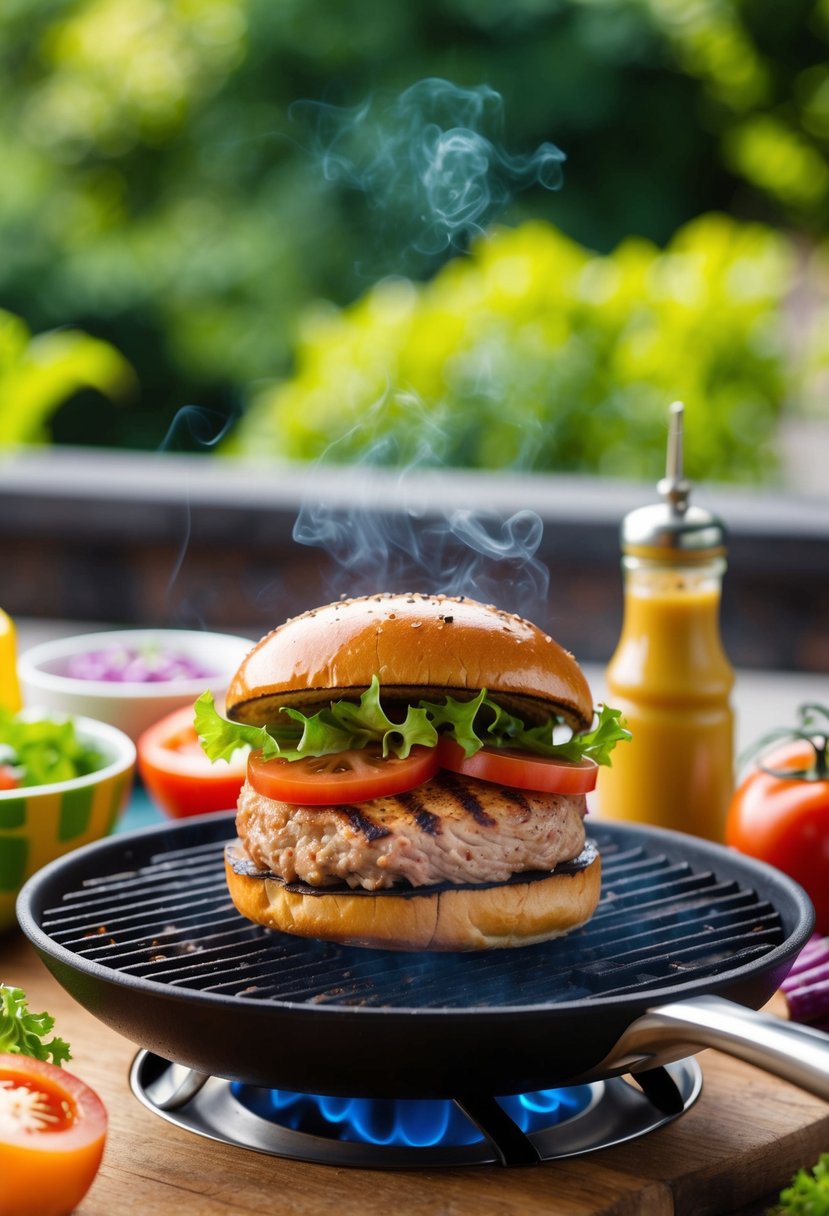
[596,402,735,841]
[0,608,22,712]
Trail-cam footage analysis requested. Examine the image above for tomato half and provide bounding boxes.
[0,1052,107,1216]
[248,745,441,805]
[725,740,829,935]
[137,704,247,819]
[437,738,598,795]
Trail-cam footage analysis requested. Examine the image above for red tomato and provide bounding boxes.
[725,739,829,935]
[437,738,598,795]
[0,765,18,790]
[248,745,441,805]
[0,1052,107,1216]
[137,705,247,819]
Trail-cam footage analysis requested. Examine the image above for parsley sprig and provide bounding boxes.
[0,984,71,1065]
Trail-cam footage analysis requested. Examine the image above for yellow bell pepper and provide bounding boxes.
[0,608,22,712]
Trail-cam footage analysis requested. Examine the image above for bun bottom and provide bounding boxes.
[224,841,601,951]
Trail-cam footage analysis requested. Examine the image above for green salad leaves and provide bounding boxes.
[0,984,71,1065]
[0,709,105,788]
[770,1153,829,1215]
[195,676,629,767]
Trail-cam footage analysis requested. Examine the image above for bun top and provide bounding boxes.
[227,594,593,731]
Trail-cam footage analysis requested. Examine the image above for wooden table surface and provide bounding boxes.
[2,927,828,1216]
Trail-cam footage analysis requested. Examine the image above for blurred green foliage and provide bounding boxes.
[230,214,808,482]
[0,310,134,445]
[0,0,826,473]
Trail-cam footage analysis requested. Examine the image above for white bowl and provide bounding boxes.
[18,628,253,743]
[2,713,136,931]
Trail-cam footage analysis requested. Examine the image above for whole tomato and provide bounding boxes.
[725,706,829,934]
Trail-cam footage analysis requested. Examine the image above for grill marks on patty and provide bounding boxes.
[334,776,500,843]
[436,770,498,827]
[353,772,494,840]
[344,806,392,842]
[236,769,587,892]
[394,788,441,837]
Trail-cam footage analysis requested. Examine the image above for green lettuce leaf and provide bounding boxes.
[195,676,439,763]
[0,985,71,1065]
[771,1153,829,1215]
[196,678,630,767]
[420,693,630,764]
[505,703,632,766]
[0,709,105,788]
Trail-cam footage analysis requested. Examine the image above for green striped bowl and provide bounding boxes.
[0,715,135,931]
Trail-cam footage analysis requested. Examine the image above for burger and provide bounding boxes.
[195,593,628,951]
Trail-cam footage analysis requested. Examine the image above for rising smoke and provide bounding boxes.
[292,77,565,259]
[293,415,551,622]
[288,79,566,620]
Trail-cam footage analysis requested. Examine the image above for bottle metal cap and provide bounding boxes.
[621,402,726,560]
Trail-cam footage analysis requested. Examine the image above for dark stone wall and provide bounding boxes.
[1,450,827,673]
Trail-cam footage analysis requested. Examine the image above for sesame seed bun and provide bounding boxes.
[226,593,593,731]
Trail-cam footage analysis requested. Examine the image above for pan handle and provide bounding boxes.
[607,995,829,1102]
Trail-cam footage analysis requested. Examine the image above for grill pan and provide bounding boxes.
[16,813,829,1102]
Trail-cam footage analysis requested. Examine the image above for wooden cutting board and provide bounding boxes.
[2,930,828,1216]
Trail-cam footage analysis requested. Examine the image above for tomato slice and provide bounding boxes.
[0,1052,107,1216]
[437,737,598,795]
[137,704,248,819]
[248,745,441,805]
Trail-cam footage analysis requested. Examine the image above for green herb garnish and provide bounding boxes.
[769,1153,829,1215]
[0,984,71,1065]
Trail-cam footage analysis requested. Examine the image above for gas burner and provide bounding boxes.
[129,1053,702,1169]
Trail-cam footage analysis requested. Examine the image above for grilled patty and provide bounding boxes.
[235,770,587,891]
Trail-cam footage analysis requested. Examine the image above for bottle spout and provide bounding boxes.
[620,401,726,558]
[657,401,692,516]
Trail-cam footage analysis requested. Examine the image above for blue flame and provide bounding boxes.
[231,1085,592,1147]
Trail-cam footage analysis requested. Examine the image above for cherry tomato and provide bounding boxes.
[725,739,829,935]
[137,705,247,819]
[248,744,441,806]
[0,765,18,791]
[437,738,598,795]
[0,1052,107,1216]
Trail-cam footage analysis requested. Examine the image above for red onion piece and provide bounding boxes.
[66,645,214,683]
[784,934,829,981]
[784,976,829,1026]
[782,935,829,1026]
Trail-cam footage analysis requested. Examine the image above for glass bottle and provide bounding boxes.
[596,403,735,841]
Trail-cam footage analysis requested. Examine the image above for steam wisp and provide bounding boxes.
[293,477,550,623]
[293,77,565,256]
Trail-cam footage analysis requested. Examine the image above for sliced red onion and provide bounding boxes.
[784,977,829,1026]
[785,934,829,980]
[782,935,829,1026]
[66,645,214,683]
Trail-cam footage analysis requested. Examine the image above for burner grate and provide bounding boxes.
[39,825,784,1011]
[128,1050,704,1168]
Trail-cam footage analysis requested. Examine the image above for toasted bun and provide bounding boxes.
[226,593,593,731]
[224,841,601,952]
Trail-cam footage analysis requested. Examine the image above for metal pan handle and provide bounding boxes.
[606,995,829,1102]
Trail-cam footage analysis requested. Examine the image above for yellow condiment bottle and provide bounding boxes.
[0,607,22,712]
[597,403,735,841]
